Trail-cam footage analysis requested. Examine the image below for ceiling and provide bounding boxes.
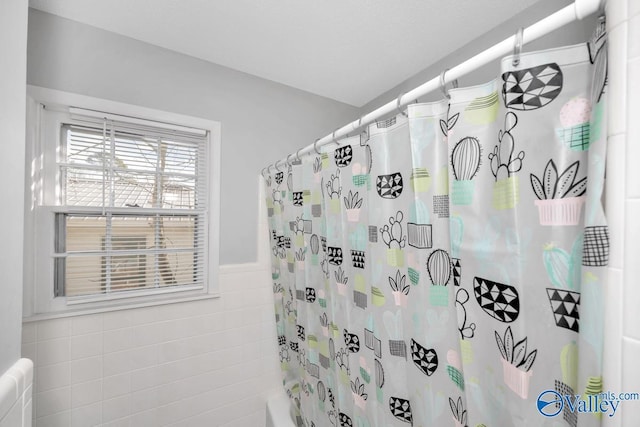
[29,0,548,107]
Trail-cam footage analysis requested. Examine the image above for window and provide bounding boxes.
[25,88,220,316]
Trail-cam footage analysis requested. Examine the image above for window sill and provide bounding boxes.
[23,291,220,322]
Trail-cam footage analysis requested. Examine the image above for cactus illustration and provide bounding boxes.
[380,211,406,249]
[451,137,482,180]
[544,235,582,291]
[489,112,525,181]
[326,169,342,199]
[427,249,452,286]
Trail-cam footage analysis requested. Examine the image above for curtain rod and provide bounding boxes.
[264,0,602,174]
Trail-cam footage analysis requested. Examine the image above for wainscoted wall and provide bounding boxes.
[22,264,280,427]
[603,1,640,426]
[0,359,33,427]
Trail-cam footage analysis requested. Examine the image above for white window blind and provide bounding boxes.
[54,115,209,300]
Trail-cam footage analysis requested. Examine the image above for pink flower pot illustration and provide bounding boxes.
[346,208,361,222]
[392,291,408,307]
[534,196,586,226]
[353,393,367,410]
[501,358,533,399]
[336,282,347,296]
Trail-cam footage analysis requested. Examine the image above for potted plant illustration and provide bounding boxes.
[295,248,306,270]
[344,190,363,222]
[451,137,482,205]
[320,312,329,337]
[449,396,468,427]
[335,266,349,296]
[380,211,407,267]
[427,249,452,307]
[488,112,525,210]
[531,159,587,226]
[557,97,592,151]
[410,167,431,193]
[543,235,582,332]
[351,377,368,410]
[326,169,342,214]
[495,326,537,398]
[352,162,370,188]
[389,270,410,307]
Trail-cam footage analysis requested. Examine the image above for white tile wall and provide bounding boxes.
[23,264,281,427]
[604,0,640,426]
[0,359,34,427]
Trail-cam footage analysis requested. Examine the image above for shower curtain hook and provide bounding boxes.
[332,129,340,146]
[513,27,524,67]
[261,167,267,179]
[286,153,294,166]
[396,92,408,117]
[313,138,322,155]
[274,159,282,172]
[295,148,303,162]
[440,69,451,99]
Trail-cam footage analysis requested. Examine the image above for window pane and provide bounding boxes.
[65,126,107,167]
[60,214,201,297]
[63,167,105,206]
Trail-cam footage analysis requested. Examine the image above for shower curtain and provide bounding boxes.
[264,29,608,427]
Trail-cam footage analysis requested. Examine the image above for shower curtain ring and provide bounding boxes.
[286,153,294,166]
[261,167,267,178]
[513,27,524,67]
[295,148,303,162]
[274,159,282,172]
[313,138,322,155]
[332,129,340,145]
[396,92,408,117]
[440,69,451,99]
[439,68,459,100]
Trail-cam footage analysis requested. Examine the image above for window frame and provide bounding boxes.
[24,86,221,318]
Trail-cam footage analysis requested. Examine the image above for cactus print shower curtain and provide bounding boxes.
[264,31,608,427]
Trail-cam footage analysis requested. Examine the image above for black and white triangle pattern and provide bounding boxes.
[452,258,462,287]
[502,62,563,110]
[410,339,438,376]
[547,288,580,332]
[376,173,403,199]
[473,277,520,323]
[328,247,343,265]
[389,397,413,425]
[351,250,365,269]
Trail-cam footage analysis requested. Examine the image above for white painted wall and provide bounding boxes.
[26,8,361,265]
[0,0,28,377]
